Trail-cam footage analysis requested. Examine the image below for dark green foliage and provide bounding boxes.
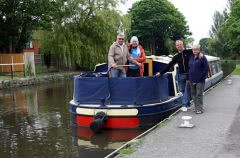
[39,0,127,69]
[223,0,240,59]
[209,11,227,38]
[208,0,240,59]
[0,0,56,53]
[221,61,236,76]
[129,0,190,55]
[199,38,210,54]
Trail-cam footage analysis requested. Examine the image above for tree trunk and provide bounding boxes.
[152,37,156,55]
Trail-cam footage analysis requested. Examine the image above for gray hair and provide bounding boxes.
[192,44,201,49]
[130,36,139,45]
[117,33,125,39]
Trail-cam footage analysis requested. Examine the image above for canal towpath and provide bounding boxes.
[0,71,79,89]
[122,75,240,158]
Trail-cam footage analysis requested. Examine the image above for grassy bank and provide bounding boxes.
[232,64,240,75]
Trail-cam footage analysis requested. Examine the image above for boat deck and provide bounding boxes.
[122,75,240,158]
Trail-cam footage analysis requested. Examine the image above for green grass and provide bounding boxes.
[35,65,48,74]
[119,146,136,155]
[232,64,240,75]
[119,139,143,156]
[0,72,24,78]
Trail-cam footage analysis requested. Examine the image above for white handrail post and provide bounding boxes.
[11,55,13,79]
[0,55,2,73]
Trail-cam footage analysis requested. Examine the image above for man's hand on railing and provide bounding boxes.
[111,63,117,68]
[155,72,161,76]
[137,62,141,67]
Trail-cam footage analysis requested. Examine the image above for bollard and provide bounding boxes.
[179,116,194,128]
[227,79,232,85]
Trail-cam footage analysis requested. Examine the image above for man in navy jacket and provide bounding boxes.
[189,44,209,114]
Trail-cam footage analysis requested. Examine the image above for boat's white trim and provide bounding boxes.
[210,70,223,78]
[70,95,182,108]
[76,108,138,116]
[141,94,182,106]
[70,100,124,108]
[93,62,107,72]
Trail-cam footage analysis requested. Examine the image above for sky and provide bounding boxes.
[119,0,228,43]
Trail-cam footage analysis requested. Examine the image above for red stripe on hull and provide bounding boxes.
[76,115,94,127]
[104,117,139,129]
[76,115,140,129]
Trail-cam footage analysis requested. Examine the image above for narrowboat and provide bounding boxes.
[69,55,223,132]
[204,55,223,89]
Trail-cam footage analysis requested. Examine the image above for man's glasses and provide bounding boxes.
[118,38,124,40]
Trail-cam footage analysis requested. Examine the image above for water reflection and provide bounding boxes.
[0,82,78,158]
[72,127,143,158]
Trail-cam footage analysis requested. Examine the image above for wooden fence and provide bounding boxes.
[0,54,25,73]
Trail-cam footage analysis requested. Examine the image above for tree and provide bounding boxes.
[129,0,190,55]
[0,0,56,53]
[209,11,227,38]
[39,0,126,69]
[208,0,240,59]
[223,0,240,59]
[199,38,210,54]
[208,31,228,57]
[208,10,228,57]
[184,37,194,48]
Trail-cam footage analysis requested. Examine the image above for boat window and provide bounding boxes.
[208,62,213,76]
[216,62,221,73]
[208,68,212,78]
[211,62,217,75]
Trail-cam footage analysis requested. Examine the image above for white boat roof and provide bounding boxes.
[147,55,172,64]
[147,54,220,64]
[205,55,220,62]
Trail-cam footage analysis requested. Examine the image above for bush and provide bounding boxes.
[232,64,240,75]
[221,61,236,77]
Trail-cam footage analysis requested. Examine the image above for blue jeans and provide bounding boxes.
[176,73,190,107]
[110,68,126,77]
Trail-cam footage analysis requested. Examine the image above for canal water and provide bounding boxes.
[0,81,144,158]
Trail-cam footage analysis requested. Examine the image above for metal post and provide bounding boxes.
[10,64,13,79]
[11,55,13,79]
[23,53,25,77]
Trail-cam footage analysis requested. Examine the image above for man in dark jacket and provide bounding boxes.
[157,40,193,111]
[189,44,208,114]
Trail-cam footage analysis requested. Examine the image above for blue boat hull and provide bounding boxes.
[69,95,182,129]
